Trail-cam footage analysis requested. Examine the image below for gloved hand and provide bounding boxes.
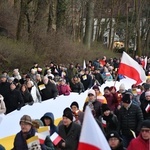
[28,101,34,106]
[53,97,56,100]
[17,107,21,111]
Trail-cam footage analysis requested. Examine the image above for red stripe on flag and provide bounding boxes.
[118,63,142,85]
[78,142,101,150]
[53,136,62,145]
[39,139,45,144]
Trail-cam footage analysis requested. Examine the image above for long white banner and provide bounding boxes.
[0,78,135,138]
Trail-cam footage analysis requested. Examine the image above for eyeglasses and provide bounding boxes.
[141,129,150,133]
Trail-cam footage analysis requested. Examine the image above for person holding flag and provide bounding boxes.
[140,90,150,120]
[58,108,81,150]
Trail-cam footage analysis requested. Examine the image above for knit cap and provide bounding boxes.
[20,115,32,125]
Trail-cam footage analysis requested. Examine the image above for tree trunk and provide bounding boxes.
[83,0,95,50]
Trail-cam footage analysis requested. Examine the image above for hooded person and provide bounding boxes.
[58,108,81,150]
[107,131,126,150]
[40,112,58,136]
[128,120,150,150]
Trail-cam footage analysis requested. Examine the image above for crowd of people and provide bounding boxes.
[0,55,149,150]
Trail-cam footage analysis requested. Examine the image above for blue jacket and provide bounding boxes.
[41,112,58,135]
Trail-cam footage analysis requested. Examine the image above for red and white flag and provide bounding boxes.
[50,132,62,145]
[102,118,107,128]
[118,52,146,85]
[145,104,150,113]
[78,106,111,150]
[37,126,50,144]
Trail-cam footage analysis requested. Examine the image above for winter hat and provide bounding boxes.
[20,115,32,125]
[119,83,125,91]
[10,81,17,86]
[8,77,14,82]
[92,85,100,91]
[63,111,73,121]
[102,104,110,113]
[145,91,150,97]
[32,119,44,129]
[141,120,150,129]
[107,131,121,141]
[0,75,7,78]
[88,89,96,96]
[143,83,150,90]
[122,94,131,104]
[63,107,72,114]
[70,101,79,109]
[125,89,133,96]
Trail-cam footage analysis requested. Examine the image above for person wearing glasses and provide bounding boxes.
[127,120,150,150]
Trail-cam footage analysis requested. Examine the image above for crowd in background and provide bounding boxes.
[0,55,149,150]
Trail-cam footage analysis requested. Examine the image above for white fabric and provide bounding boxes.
[0,78,136,138]
[79,106,111,150]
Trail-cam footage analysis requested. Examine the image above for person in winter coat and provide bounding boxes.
[26,80,42,103]
[32,119,56,150]
[127,120,150,150]
[12,115,44,150]
[83,89,102,119]
[40,76,58,101]
[0,95,6,114]
[140,90,150,120]
[20,84,34,106]
[101,104,118,135]
[80,68,93,90]
[57,79,71,96]
[5,82,24,114]
[41,112,58,136]
[0,145,5,150]
[107,131,126,150]
[58,110,81,150]
[0,75,10,104]
[70,101,84,125]
[70,75,84,94]
[104,86,117,112]
[118,94,143,148]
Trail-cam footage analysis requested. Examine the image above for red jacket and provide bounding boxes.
[127,134,149,150]
[57,84,71,96]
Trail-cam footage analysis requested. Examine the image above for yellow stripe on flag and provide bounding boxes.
[26,136,39,144]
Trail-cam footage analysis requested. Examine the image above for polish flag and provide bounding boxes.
[118,52,146,85]
[102,118,107,128]
[78,106,111,150]
[37,126,50,144]
[145,104,150,113]
[50,132,62,145]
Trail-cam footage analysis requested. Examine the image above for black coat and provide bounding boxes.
[40,81,58,101]
[58,122,81,150]
[0,81,10,102]
[118,103,143,137]
[83,100,102,119]
[5,89,24,114]
[80,74,92,90]
[13,128,35,150]
[21,90,34,105]
[140,98,150,120]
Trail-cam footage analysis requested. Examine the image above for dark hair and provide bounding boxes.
[104,86,110,91]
